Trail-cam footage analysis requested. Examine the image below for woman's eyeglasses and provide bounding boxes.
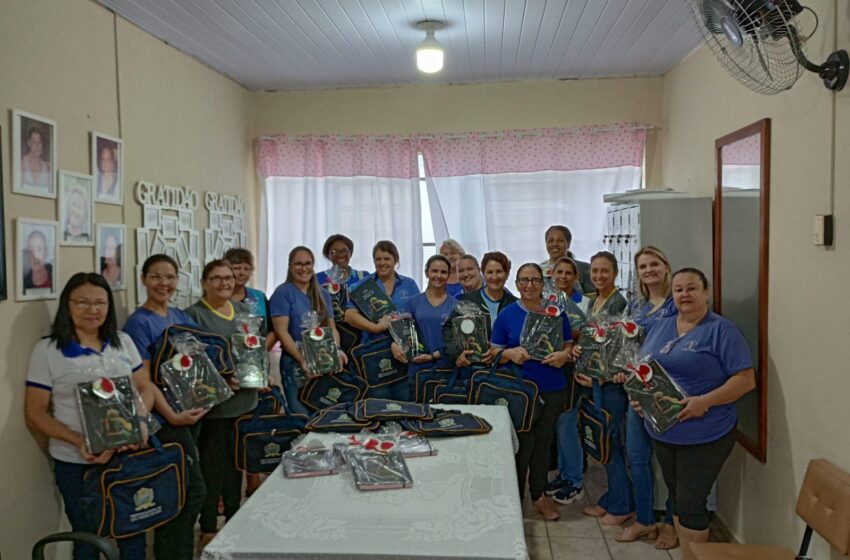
[147,273,178,284]
[207,275,235,284]
[70,299,109,311]
[517,277,543,286]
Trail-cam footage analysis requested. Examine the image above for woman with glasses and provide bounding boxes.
[574,251,634,527]
[632,268,754,557]
[344,240,420,400]
[315,234,367,289]
[270,246,346,414]
[224,247,273,345]
[123,254,207,559]
[25,273,154,560]
[184,260,256,548]
[491,263,573,521]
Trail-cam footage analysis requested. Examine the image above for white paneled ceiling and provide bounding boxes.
[98,0,703,91]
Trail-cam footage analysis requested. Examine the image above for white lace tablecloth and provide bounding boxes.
[202,404,527,560]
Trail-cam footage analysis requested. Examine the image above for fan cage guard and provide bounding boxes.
[690,0,809,95]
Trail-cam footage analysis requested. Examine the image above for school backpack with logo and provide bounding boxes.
[467,352,542,433]
[299,369,368,411]
[234,387,308,473]
[350,336,407,388]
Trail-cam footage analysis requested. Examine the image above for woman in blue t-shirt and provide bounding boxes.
[576,251,634,527]
[269,246,345,415]
[391,255,458,379]
[123,254,207,559]
[616,246,677,545]
[633,268,754,553]
[491,262,573,521]
[315,233,367,289]
[344,240,420,400]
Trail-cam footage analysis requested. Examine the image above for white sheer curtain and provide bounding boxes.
[419,124,647,265]
[424,167,640,266]
[261,175,421,291]
[256,134,421,291]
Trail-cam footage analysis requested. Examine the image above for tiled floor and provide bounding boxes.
[522,463,687,560]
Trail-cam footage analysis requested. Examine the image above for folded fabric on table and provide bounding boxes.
[351,399,434,422]
[400,410,492,437]
[305,403,379,433]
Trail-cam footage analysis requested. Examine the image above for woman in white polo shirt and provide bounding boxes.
[24,272,154,560]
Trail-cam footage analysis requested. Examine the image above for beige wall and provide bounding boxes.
[0,1,251,557]
[662,0,850,555]
[250,78,666,186]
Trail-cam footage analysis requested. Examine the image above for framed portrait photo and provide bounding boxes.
[91,132,123,205]
[16,218,59,301]
[12,109,57,198]
[58,171,95,246]
[96,224,126,291]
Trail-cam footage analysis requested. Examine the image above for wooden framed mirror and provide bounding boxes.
[714,118,770,462]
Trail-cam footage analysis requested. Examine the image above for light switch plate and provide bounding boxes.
[814,214,834,246]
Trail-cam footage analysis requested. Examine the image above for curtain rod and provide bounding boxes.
[261,124,658,143]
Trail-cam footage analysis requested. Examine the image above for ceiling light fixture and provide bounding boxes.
[416,20,445,74]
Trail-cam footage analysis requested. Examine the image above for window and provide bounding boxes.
[418,153,435,288]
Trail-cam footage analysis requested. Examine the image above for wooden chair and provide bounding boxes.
[692,458,850,560]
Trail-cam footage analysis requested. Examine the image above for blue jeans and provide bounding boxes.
[556,404,584,488]
[54,459,147,560]
[280,354,310,415]
[595,383,634,516]
[626,408,675,525]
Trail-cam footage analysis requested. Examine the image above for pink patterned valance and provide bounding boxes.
[256,135,419,179]
[417,124,647,178]
[721,134,761,166]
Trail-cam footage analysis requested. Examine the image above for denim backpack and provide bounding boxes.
[234,387,308,474]
[149,324,236,386]
[350,336,407,388]
[578,381,612,464]
[467,352,542,433]
[83,436,185,539]
[299,369,368,411]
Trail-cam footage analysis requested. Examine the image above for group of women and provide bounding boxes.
[24,225,755,560]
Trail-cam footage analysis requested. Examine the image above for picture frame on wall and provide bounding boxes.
[96,223,125,291]
[12,109,57,198]
[58,171,95,246]
[91,132,123,205]
[0,126,7,301]
[16,218,59,301]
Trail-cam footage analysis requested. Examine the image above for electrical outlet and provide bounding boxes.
[814,214,834,246]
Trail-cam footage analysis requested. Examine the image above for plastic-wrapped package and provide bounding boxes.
[76,374,144,454]
[519,306,564,360]
[575,316,617,380]
[451,300,490,363]
[281,440,339,478]
[348,442,413,490]
[387,313,426,360]
[378,422,437,458]
[607,320,644,375]
[349,278,396,322]
[159,333,234,411]
[543,287,588,334]
[299,310,341,375]
[231,313,269,388]
[623,360,688,434]
[321,265,351,322]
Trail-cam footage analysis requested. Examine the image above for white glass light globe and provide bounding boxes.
[417,36,444,73]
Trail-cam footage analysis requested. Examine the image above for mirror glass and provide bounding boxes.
[715,119,769,462]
